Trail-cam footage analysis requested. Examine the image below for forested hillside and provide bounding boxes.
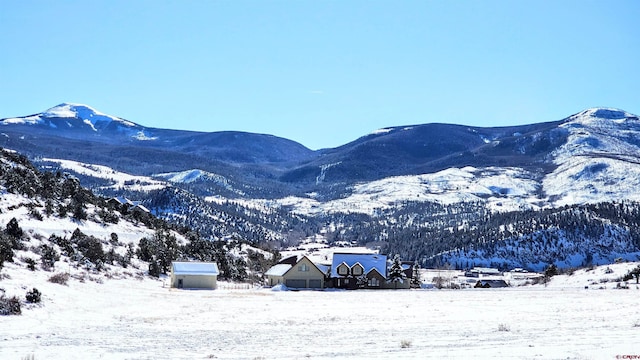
[0,149,275,281]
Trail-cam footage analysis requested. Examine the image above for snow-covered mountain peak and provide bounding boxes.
[42,103,135,128]
[1,103,139,132]
[567,107,638,124]
[558,107,640,148]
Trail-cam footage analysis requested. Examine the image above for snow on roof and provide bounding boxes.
[134,204,150,213]
[265,264,292,276]
[470,267,501,274]
[111,196,135,205]
[267,256,328,276]
[331,253,387,278]
[315,264,330,275]
[171,262,219,276]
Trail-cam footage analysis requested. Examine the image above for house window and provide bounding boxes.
[352,265,363,276]
[337,264,349,276]
[368,277,380,287]
[298,263,310,272]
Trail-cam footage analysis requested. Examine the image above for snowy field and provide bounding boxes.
[2,266,640,360]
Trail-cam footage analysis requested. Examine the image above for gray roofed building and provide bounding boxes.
[170,261,219,289]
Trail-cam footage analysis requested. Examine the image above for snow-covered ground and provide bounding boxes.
[42,158,166,192]
[216,166,542,216]
[2,262,640,360]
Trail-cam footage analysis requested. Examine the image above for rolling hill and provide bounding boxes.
[3,104,640,270]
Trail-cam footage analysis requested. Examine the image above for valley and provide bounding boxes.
[2,104,640,270]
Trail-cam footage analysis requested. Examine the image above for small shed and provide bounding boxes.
[170,261,220,289]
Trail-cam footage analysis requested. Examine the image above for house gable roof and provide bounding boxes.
[278,255,299,266]
[265,256,325,278]
[366,267,385,278]
[282,256,325,277]
[172,261,219,276]
[265,264,292,277]
[331,253,387,278]
[335,262,350,275]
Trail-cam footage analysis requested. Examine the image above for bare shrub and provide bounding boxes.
[22,257,37,271]
[49,272,70,285]
[400,339,412,348]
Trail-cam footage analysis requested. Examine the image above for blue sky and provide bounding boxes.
[1,1,638,150]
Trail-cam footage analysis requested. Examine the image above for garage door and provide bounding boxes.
[308,279,322,288]
[286,279,306,288]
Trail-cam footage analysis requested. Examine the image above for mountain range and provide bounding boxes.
[2,103,640,270]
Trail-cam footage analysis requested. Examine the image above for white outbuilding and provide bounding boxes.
[170,261,220,289]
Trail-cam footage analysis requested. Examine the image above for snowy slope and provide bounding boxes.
[203,166,541,216]
[233,108,640,216]
[43,158,166,192]
[154,169,244,195]
[544,107,640,206]
[0,188,171,249]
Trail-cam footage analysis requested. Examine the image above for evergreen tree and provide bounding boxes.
[623,265,640,284]
[0,234,14,269]
[387,254,406,289]
[544,264,558,278]
[356,273,369,288]
[25,288,41,303]
[136,229,181,276]
[76,236,105,264]
[40,244,60,270]
[6,217,23,239]
[410,261,422,288]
